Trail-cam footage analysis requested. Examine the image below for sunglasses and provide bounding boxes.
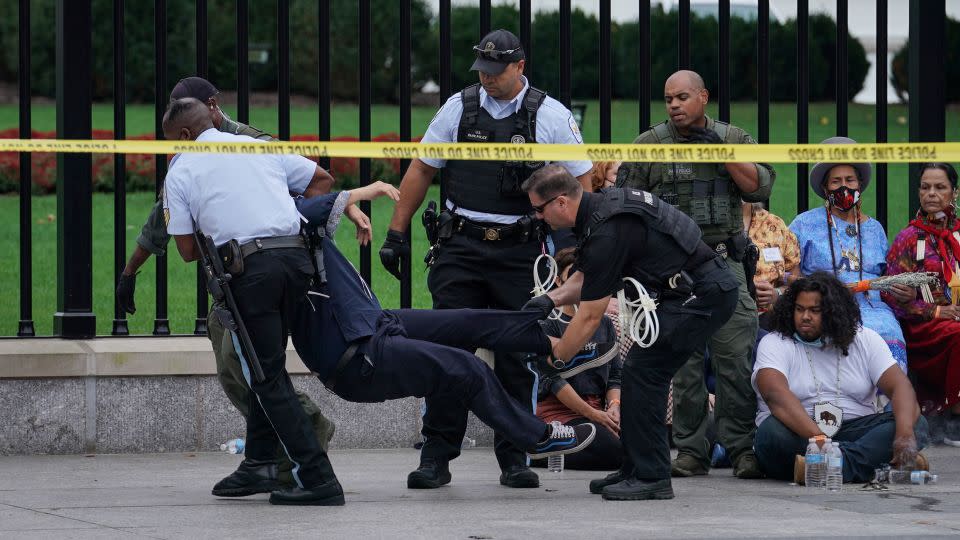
[473,45,521,61]
[531,194,560,214]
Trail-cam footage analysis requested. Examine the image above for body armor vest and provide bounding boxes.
[445,83,547,216]
[647,120,742,245]
[583,188,704,286]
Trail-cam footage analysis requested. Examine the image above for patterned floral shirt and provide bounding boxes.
[747,206,800,287]
[885,217,958,322]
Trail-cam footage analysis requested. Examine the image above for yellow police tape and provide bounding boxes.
[0,138,957,163]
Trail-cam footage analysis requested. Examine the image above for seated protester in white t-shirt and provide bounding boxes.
[751,272,929,483]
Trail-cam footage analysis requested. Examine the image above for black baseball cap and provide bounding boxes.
[169,77,219,102]
[470,29,525,75]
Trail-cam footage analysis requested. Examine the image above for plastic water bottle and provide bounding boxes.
[220,437,245,454]
[547,454,565,473]
[461,436,476,449]
[825,442,843,492]
[889,470,939,485]
[804,437,823,489]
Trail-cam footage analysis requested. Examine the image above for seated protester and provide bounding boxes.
[533,247,624,471]
[884,163,960,436]
[743,201,800,330]
[752,272,929,483]
[291,190,600,490]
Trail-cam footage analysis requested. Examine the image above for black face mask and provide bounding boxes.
[827,185,860,212]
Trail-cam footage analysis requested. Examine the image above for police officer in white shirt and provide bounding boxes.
[162,97,343,506]
[378,29,593,490]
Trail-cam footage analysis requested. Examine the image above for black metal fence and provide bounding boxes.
[10,0,950,338]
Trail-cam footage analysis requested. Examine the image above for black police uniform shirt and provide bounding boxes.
[573,191,716,302]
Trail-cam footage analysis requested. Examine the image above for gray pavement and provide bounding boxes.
[2,446,960,539]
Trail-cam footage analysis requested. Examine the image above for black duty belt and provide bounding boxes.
[455,216,532,242]
[323,340,362,390]
[238,234,305,258]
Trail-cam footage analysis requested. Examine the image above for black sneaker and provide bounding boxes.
[211,458,283,497]
[527,421,596,459]
[499,465,540,488]
[543,341,617,379]
[406,458,451,489]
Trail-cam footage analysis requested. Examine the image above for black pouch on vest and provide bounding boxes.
[498,165,527,198]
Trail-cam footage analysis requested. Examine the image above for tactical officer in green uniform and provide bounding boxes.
[115,77,336,493]
[617,70,773,479]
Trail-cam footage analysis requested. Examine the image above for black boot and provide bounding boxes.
[601,477,674,501]
[269,479,345,506]
[589,470,627,494]
[407,457,452,489]
[499,465,540,488]
[211,458,283,497]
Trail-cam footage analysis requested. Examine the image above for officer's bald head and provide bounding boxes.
[162,97,214,141]
[665,70,705,92]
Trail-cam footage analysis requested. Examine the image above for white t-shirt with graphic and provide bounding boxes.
[751,328,896,427]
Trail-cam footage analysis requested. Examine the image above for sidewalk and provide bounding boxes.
[2,446,959,539]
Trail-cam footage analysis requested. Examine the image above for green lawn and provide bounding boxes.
[0,100,956,336]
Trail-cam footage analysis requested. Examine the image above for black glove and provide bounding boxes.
[379,229,410,280]
[117,272,137,315]
[522,294,555,319]
[685,126,724,144]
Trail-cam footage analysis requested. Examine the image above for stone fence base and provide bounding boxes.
[0,337,493,455]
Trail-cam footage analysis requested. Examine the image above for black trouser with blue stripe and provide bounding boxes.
[230,248,337,489]
[330,309,553,455]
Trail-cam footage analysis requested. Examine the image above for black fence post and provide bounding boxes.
[152,0,169,335]
[112,0,129,336]
[599,0,611,143]
[638,0,651,133]
[358,0,371,283]
[520,0,532,70]
[278,0,290,141]
[875,0,888,230]
[237,0,249,124]
[718,0,730,122]
[908,0,946,214]
[835,0,848,136]
[399,0,412,309]
[678,0,690,69]
[559,0,571,109]
[54,0,96,338]
[480,0,491,37]
[18,0,34,337]
[438,0,451,205]
[194,0,209,335]
[318,0,330,171]
[757,0,769,145]
[796,0,809,214]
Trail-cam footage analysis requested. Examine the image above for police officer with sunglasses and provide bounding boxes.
[379,29,593,490]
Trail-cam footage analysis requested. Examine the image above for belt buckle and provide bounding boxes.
[714,242,728,260]
[483,228,500,241]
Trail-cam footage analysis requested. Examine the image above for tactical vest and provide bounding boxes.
[445,83,547,216]
[582,188,704,287]
[646,120,743,245]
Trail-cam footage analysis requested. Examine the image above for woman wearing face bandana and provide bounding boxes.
[885,163,960,441]
[788,137,909,375]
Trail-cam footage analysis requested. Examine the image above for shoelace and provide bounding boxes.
[549,421,576,440]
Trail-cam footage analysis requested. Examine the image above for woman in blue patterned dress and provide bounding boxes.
[788,137,911,371]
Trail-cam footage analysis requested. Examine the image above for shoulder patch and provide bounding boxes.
[568,115,583,143]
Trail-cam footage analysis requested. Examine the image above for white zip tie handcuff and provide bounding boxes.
[617,277,660,348]
[531,251,572,321]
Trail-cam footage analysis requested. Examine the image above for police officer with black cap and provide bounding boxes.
[379,29,592,490]
[523,164,738,500]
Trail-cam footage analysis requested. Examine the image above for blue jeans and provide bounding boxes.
[754,412,930,483]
